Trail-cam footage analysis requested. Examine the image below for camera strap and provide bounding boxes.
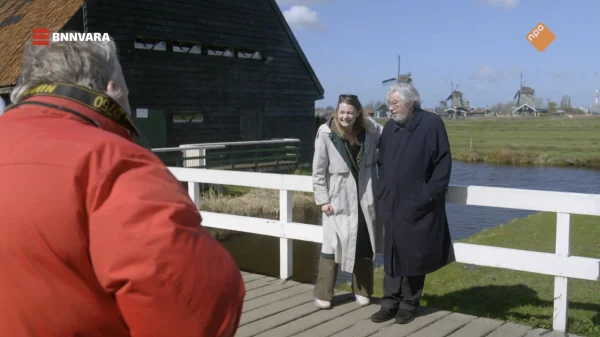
[5,83,139,137]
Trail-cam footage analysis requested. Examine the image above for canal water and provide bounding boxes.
[216,162,600,285]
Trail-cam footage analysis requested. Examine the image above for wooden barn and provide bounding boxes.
[0,0,324,163]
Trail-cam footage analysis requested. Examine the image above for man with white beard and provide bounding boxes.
[370,79,455,325]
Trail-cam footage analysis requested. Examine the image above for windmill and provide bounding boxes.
[512,73,537,116]
[382,55,412,86]
[444,81,468,119]
[435,94,447,115]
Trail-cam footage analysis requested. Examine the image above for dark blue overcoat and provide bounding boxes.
[377,109,455,277]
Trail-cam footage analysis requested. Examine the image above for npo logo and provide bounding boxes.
[32,28,110,46]
[526,22,555,52]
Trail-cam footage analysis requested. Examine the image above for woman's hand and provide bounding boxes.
[321,203,334,215]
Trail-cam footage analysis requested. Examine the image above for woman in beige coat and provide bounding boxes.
[312,94,383,309]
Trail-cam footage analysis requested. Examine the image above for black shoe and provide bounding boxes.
[370,307,398,323]
[395,308,415,324]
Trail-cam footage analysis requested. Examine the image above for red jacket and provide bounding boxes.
[0,95,245,336]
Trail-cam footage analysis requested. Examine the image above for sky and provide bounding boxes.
[275,0,600,109]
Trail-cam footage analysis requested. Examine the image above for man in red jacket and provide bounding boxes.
[0,36,245,336]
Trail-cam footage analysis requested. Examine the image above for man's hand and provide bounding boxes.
[321,203,334,215]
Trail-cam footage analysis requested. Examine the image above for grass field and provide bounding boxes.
[340,212,600,336]
[377,116,600,169]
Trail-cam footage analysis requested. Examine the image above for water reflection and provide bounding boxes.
[216,162,600,285]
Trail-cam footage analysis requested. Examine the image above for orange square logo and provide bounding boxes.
[526,22,555,52]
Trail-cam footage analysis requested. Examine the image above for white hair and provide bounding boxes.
[10,32,125,104]
[385,82,421,109]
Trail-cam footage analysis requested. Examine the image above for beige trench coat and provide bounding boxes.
[312,117,384,273]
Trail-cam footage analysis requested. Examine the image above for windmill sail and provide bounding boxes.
[514,73,535,108]
[445,81,464,108]
[382,55,412,86]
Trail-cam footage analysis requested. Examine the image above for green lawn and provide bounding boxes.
[340,212,600,336]
[377,116,600,169]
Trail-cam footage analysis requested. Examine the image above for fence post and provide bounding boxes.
[188,182,200,209]
[553,212,571,332]
[279,190,293,280]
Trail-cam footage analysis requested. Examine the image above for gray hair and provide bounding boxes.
[10,33,125,104]
[385,82,421,109]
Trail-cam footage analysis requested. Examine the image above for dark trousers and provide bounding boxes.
[380,273,426,312]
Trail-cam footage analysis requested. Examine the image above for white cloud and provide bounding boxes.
[470,64,522,82]
[483,0,519,9]
[276,0,331,5]
[471,65,497,81]
[282,5,324,32]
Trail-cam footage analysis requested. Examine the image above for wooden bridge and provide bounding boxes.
[237,272,583,337]
[167,167,600,337]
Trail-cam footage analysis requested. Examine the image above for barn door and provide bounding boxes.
[239,108,262,141]
[132,108,166,149]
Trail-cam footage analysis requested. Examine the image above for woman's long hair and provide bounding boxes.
[332,94,369,143]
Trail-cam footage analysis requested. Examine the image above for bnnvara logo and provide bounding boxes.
[32,28,110,46]
[526,22,555,52]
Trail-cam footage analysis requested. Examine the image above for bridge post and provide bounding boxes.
[279,190,293,280]
[553,212,571,332]
[188,182,200,208]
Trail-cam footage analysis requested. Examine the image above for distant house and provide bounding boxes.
[375,103,389,118]
[513,104,537,115]
[0,0,324,163]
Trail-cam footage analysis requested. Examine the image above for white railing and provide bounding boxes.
[152,144,226,168]
[158,139,300,168]
[169,167,600,333]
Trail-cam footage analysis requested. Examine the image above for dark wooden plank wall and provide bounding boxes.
[62,0,322,163]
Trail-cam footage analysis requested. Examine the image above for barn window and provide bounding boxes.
[172,112,204,123]
[134,37,166,51]
[237,49,263,60]
[173,40,201,54]
[207,46,234,57]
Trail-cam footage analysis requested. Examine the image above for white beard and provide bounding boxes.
[391,112,408,124]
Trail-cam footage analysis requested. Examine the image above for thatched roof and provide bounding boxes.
[0,0,83,87]
[396,74,412,84]
[520,86,534,95]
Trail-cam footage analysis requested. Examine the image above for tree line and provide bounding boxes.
[317,95,586,116]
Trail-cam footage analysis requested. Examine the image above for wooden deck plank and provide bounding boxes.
[239,290,314,326]
[235,301,323,337]
[291,304,381,337]
[243,277,279,291]
[236,272,575,337]
[242,283,313,313]
[485,322,533,337]
[370,312,476,337]
[242,273,265,283]
[330,307,451,337]
[446,317,504,337]
[408,313,478,337]
[524,329,585,337]
[244,280,300,301]
[254,294,358,337]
